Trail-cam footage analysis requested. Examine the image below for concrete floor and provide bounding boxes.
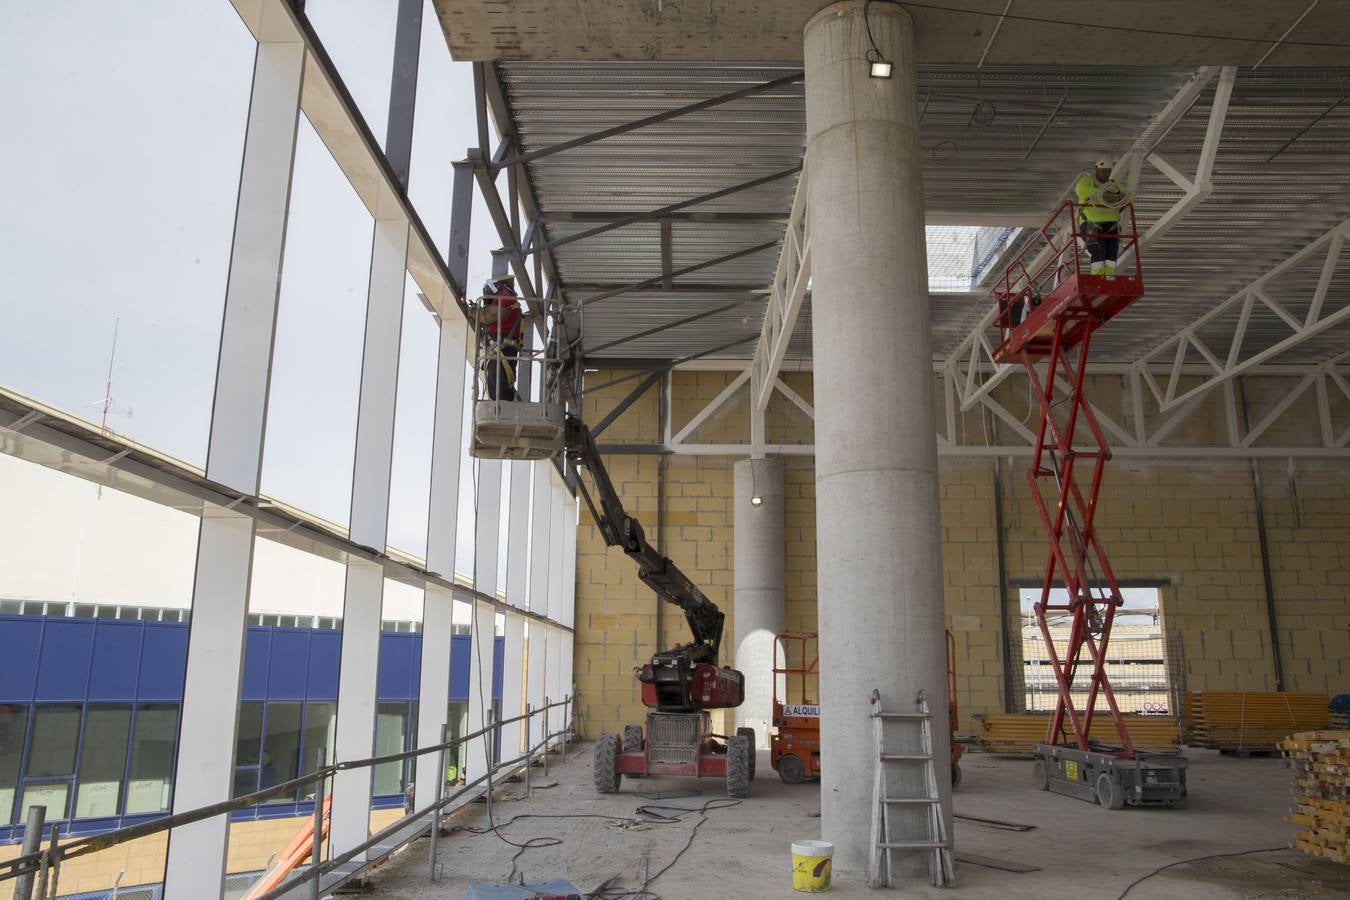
[364,744,1350,899]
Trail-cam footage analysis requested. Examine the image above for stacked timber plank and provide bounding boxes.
[1281,730,1350,865]
[978,713,1180,753]
[1184,692,1329,752]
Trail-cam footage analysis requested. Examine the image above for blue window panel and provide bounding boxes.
[241,628,270,701]
[138,624,187,701]
[266,631,309,700]
[492,635,504,700]
[0,617,42,702]
[376,633,418,701]
[89,622,144,701]
[449,634,470,701]
[35,620,94,701]
[306,630,341,700]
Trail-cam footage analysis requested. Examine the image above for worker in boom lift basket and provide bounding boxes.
[1075,157,1131,276]
[478,274,524,401]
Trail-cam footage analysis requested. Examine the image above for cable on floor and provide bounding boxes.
[1114,846,1286,899]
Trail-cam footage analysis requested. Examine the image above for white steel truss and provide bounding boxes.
[944,67,1236,414]
[1133,219,1350,413]
[646,361,1350,459]
[750,161,811,411]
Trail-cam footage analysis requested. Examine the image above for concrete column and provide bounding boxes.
[733,457,786,745]
[804,1,951,877]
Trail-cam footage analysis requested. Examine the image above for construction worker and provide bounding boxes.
[478,274,524,401]
[1074,157,1130,276]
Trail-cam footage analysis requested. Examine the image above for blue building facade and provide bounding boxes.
[0,614,502,842]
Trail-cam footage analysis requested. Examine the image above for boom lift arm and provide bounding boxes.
[564,415,724,665]
[564,414,741,714]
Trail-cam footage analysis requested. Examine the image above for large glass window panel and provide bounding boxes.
[232,702,264,799]
[300,702,336,801]
[260,119,372,527]
[0,2,253,464]
[407,0,463,259]
[372,703,408,796]
[305,0,397,144]
[18,783,70,823]
[126,706,178,815]
[446,700,467,782]
[261,702,303,796]
[0,707,29,824]
[26,706,80,778]
[75,707,131,819]
[386,276,438,558]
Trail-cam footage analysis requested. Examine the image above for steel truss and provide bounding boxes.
[1132,219,1350,419]
[611,359,1350,460]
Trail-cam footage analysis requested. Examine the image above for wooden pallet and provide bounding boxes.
[1184,692,1329,752]
[1281,730,1350,865]
[977,713,1180,754]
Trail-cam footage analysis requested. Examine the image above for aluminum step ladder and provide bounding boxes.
[867,689,954,888]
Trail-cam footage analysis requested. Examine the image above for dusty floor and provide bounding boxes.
[362,743,1350,899]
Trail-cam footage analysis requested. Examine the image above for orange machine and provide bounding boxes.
[770,631,963,787]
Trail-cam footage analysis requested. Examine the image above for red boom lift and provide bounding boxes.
[568,418,754,798]
[991,200,1186,809]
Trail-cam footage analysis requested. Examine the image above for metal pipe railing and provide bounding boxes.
[0,694,574,898]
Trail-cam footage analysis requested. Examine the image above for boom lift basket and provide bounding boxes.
[469,293,575,460]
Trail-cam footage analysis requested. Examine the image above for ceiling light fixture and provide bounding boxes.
[751,495,764,507]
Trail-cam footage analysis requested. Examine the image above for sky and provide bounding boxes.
[0,0,505,565]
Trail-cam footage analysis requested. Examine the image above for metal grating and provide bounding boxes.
[499,61,1350,366]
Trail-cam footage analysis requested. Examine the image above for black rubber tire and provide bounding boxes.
[593,733,621,794]
[736,727,757,780]
[1096,772,1125,810]
[622,724,643,753]
[778,752,806,785]
[1032,759,1049,791]
[951,763,963,790]
[726,734,752,798]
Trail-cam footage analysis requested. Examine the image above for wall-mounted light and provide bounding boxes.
[869,59,893,79]
[751,495,764,507]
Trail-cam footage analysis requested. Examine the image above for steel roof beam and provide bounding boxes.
[587,296,764,356]
[579,241,779,307]
[533,166,801,254]
[490,71,804,171]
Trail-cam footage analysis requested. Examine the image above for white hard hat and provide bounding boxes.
[1094,157,1112,169]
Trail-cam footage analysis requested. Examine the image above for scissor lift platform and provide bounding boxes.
[993,272,1143,365]
[471,400,566,460]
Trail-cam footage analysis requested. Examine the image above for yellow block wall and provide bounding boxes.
[575,370,1349,737]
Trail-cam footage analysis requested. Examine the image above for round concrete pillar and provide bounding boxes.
[733,457,786,746]
[804,0,952,877]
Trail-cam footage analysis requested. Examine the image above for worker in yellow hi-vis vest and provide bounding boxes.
[1074,157,1131,276]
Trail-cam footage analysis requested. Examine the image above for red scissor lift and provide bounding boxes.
[992,201,1187,810]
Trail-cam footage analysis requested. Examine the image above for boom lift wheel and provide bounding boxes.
[726,734,752,798]
[622,724,645,777]
[593,733,621,794]
[777,753,806,785]
[736,726,757,780]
